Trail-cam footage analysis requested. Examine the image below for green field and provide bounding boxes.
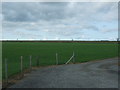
[2,42,118,79]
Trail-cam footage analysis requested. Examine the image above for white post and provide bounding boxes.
[30,56,32,70]
[73,51,75,63]
[5,58,8,84]
[56,53,58,65]
[20,56,23,73]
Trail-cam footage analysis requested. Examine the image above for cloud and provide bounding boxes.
[2,2,117,22]
[101,28,118,33]
[2,2,70,22]
[2,2,118,40]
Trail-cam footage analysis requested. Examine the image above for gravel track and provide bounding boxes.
[10,58,118,88]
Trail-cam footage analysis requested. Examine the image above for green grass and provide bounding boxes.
[2,42,118,79]
[0,41,2,81]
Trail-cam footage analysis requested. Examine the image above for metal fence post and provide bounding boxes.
[5,58,8,85]
[73,51,75,63]
[56,53,58,65]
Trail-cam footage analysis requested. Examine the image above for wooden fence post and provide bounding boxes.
[30,55,32,71]
[20,56,24,78]
[20,56,23,73]
[36,56,39,67]
[56,53,58,65]
[5,58,8,85]
[38,56,40,66]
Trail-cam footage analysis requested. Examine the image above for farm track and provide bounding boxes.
[9,58,118,88]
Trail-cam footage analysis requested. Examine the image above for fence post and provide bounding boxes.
[20,56,23,73]
[36,56,39,67]
[5,58,8,85]
[56,53,58,65]
[38,56,40,66]
[20,56,23,78]
[30,55,32,71]
[73,51,75,63]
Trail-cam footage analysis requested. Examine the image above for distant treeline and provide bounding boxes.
[1,40,119,43]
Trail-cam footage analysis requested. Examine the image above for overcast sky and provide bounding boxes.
[2,2,118,40]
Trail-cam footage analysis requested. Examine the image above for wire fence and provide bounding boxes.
[3,52,75,87]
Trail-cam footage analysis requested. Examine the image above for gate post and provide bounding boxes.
[73,51,75,64]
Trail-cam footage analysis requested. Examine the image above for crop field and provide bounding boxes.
[2,41,118,79]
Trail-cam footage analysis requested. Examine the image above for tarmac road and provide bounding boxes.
[10,58,118,88]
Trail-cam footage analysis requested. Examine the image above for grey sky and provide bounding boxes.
[2,2,118,40]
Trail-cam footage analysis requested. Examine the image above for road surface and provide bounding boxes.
[10,58,118,88]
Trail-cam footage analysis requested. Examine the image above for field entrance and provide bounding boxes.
[9,58,118,88]
[2,42,118,81]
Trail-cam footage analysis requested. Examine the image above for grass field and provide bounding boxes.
[2,42,118,79]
